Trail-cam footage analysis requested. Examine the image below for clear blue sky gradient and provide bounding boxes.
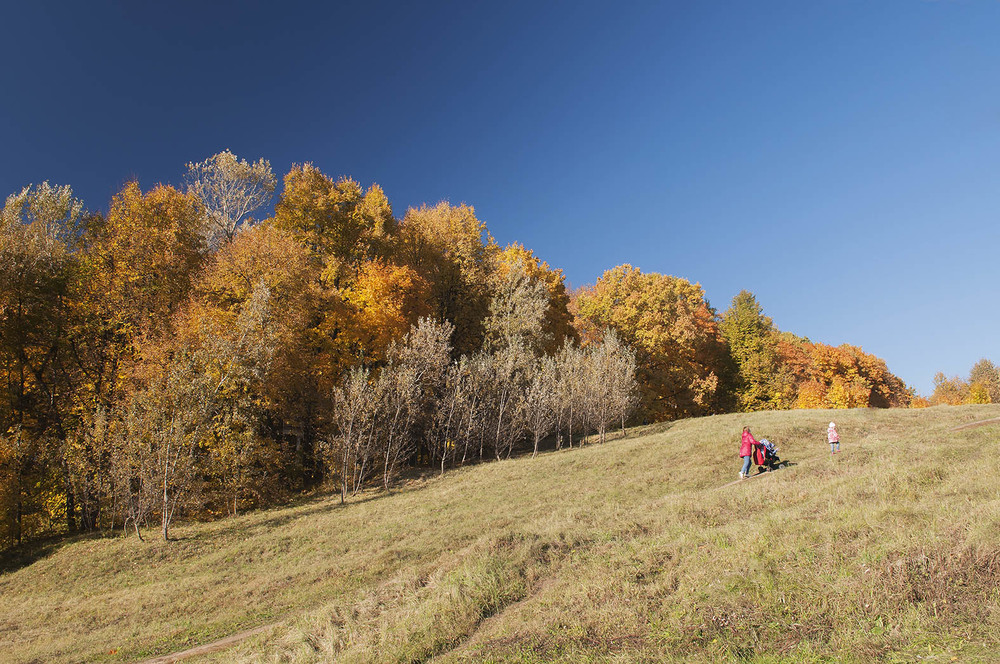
[2,1,997,396]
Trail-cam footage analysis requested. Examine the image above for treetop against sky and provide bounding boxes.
[2,1,997,394]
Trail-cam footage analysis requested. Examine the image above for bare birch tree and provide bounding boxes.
[430,360,459,474]
[374,363,417,492]
[389,317,453,456]
[578,331,639,444]
[523,355,558,457]
[603,330,639,437]
[477,262,551,459]
[327,366,376,503]
[552,341,584,449]
[587,341,614,444]
[380,318,453,489]
[185,150,277,248]
[117,349,209,541]
[106,403,156,541]
[455,353,492,463]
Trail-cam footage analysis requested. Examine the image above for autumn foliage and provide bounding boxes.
[927,359,1000,406]
[573,265,730,420]
[0,152,917,549]
[717,290,911,412]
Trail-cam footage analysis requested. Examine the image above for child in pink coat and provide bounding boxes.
[828,422,840,454]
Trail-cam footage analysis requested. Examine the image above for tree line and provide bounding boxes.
[0,151,911,547]
[924,359,1000,406]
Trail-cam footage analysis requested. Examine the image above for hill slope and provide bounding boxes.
[3,406,1000,663]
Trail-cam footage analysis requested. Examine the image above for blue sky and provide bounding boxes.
[2,1,997,395]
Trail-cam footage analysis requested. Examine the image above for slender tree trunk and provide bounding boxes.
[494,390,507,461]
[14,482,22,546]
[383,403,406,493]
[441,392,457,476]
[161,440,171,541]
[132,515,144,542]
[555,410,563,451]
[356,426,375,496]
[383,436,393,493]
[340,417,353,505]
[340,440,349,505]
[384,413,399,493]
[568,406,573,449]
[479,424,486,461]
[63,457,76,533]
[462,403,475,466]
[108,487,118,534]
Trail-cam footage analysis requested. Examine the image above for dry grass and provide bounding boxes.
[3,405,1000,663]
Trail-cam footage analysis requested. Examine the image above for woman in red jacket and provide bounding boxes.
[739,426,758,479]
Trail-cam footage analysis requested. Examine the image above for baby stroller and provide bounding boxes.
[753,439,784,472]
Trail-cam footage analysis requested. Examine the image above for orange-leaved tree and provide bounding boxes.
[573,264,731,421]
[775,336,911,409]
[192,223,321,506]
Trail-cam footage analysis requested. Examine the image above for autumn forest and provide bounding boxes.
[0,150,937,549]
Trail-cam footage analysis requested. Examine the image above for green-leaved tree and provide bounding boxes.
[719,291,782,412]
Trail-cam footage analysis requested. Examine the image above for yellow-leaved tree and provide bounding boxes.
[573,264,732,421]
[396,202,493,356]
[0,183,82,544]
[272,164,394,264]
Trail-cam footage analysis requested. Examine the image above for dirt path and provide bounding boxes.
[139,624,275,663]
[951,416,1000,432]
[716,468,777,490]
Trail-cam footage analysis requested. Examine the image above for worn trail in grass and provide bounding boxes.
[3,405,1000,663]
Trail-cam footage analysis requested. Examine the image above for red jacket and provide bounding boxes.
[739,430,758,457]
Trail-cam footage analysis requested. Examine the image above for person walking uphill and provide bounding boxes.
[828,421,840,454]
[739,426,758,479]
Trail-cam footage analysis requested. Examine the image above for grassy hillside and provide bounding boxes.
[3,405,1000,663]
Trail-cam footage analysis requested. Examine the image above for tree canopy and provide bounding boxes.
[0,151,915,548]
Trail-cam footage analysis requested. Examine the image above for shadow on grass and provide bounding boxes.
[203,427,655,542]
[0,529,107,575]
[756,460,798,473]
[1,422,663,571]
